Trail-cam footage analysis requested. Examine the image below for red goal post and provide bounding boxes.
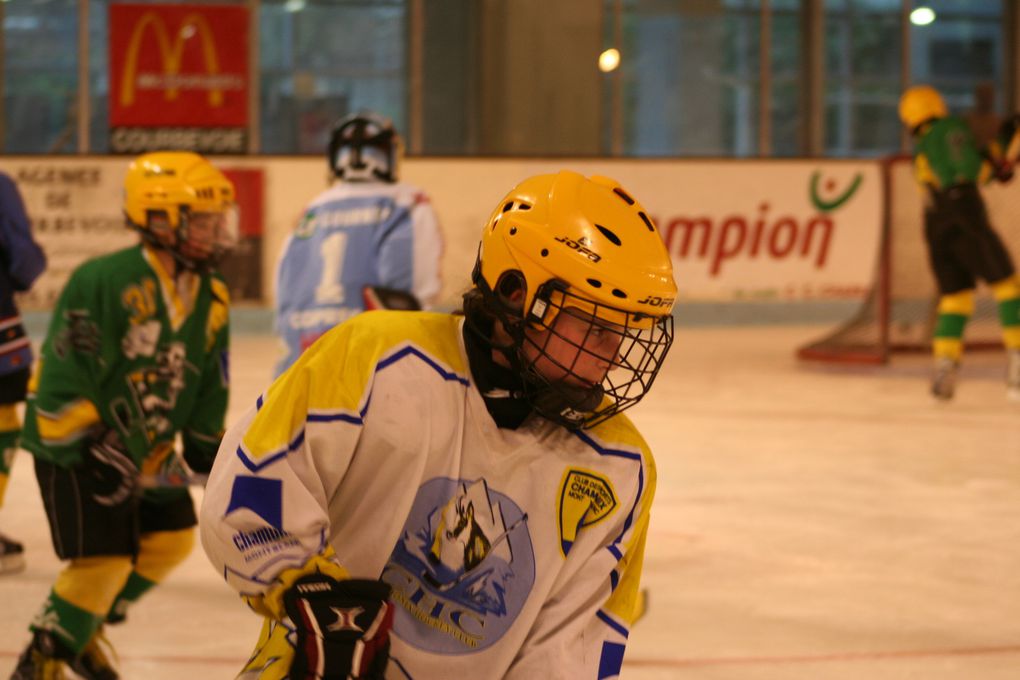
[796,154,1020,364]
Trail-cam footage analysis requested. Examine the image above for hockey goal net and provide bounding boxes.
[797,155,1020,364]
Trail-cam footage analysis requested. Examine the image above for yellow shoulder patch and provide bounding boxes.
[558,467,618,557]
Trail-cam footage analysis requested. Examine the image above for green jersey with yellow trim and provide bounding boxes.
[201,310,656,680]
[22,245,230,481]
[913,116,985,190]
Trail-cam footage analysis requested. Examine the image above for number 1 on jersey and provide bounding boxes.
[315,231,348,304]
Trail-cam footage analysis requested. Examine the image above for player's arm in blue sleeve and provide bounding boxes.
[377,189,442,308]
[407,192,443,308]
[0,173,46,290]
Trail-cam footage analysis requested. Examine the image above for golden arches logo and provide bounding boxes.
[119,11,225,108]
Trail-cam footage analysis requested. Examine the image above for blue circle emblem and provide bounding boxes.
[382,477,535,654]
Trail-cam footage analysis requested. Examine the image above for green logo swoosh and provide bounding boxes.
[810,171,863,212]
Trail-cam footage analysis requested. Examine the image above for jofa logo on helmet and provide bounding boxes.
[554,235,601,262]
[636,295,674,308]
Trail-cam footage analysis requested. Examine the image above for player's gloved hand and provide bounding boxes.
[993,160,1015,183]
[283,574,394,680]
[84,428,139,507]
[181,437,216,474]
[362,285,422,311]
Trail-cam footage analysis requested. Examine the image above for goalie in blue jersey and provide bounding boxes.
[273,112,443,376]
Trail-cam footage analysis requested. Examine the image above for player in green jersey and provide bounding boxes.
[898,85,1020,401]
[11,151,237,680]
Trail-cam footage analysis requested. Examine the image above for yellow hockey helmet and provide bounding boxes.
[476,170,677,328]
[898,85,948,129]
[124,151,237,270]
[471,170,676,429]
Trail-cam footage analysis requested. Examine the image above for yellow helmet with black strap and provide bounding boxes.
[124,151,237,271]
[470,170,676,429]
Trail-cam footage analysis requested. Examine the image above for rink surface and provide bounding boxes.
[0,325,1017,680]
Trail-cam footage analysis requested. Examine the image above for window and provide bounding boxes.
[259,0,407,154]
[4,0,79,153]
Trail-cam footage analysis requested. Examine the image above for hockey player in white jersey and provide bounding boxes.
[201,170,677,679]
[273,111,443,376]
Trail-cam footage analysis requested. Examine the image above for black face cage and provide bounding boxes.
[135,207,226,274]
[516,283,674,430]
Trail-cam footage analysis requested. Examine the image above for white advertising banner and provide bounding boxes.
[1,160,135,309]
[647,161,881,302]
[404,159,883,306]
[0,157,882,312]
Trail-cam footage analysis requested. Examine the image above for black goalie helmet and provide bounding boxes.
[328,111,401,183]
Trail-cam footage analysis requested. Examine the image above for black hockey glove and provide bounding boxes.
[83,428,139,508]
[993,160,1015,184]
[362,285,422,312]
[283,574,394,680]
[181,438,215,474]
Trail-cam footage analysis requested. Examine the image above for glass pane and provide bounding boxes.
[909,0,1004,133]
[259,0,406,155]
[4,1,79,153]
[421,0,475,154]
[770,7,801,156]
[824,0,903,156]
[619,0,760,156]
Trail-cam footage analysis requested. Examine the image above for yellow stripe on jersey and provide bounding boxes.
[603,518,650,625]
[143,245,198,331]
[914,153,940,189]
[36,398,101,445]
[240,311,469,464]
[578,413,657,628]
[206,278,231,351]
[27,360,41,395]
[0,403,19,431]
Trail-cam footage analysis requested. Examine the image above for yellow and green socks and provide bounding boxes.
[932,289,974,363]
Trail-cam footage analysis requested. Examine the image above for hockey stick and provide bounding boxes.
[138,471,208,489]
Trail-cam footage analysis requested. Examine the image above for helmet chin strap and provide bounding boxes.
[526,379,604,429]
[467,266,607,429]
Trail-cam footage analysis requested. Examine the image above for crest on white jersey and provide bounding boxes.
[382,477,535,654]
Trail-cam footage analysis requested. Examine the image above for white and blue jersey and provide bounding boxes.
[201,311,655,679]
[273,181,442,376]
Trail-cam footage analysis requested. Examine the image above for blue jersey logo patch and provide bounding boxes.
[382,477,535,654]
[226,475,283,530]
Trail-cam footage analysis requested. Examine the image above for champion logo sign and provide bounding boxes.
[327,606,365,633]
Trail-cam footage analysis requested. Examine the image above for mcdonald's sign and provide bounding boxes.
[109,4,249,153]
